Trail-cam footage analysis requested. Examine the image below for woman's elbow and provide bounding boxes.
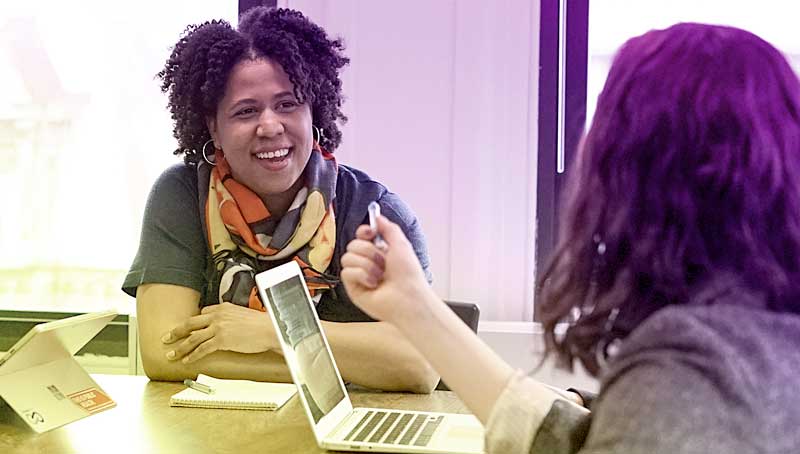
[140,350,187,382]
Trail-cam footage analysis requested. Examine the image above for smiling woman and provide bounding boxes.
[207,58,313,213]
[122,6,439,393]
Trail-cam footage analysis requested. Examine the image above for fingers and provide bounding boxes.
[356,214,410,248]
[162,313,213,344]
[340,251,385,288]
[166,326,215,362]
[355,224,377,241]
[340,267,380,290]
[346,238,385,262]
[344,238,386,286]
[376,215,409,246]
[199,301,239,315]
[182,336,219,364]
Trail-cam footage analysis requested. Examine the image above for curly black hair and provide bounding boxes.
[157,7,349,165]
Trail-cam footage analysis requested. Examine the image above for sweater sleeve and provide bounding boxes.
[491,305,796,454]
[485,370,590,453]
[574,308,757,454]
[566,388,599,409]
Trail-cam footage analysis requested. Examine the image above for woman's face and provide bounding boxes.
[207,57,313,198]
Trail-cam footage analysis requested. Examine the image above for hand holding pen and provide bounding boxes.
[341,206,438,323]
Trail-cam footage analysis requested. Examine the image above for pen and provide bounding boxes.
[368,201,387,250]
[184,378,214,394]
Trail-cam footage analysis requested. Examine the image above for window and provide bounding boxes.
[0,1,237,314]
[538,0,800,314]
[587,0,800,126]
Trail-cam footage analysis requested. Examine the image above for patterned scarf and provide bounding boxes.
[197,146,338,311]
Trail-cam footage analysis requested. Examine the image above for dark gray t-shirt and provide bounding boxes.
[122,163,432,322]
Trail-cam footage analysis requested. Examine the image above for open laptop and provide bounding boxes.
[255,262,484,454]
[0,310,118,433]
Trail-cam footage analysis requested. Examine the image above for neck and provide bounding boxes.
[260,176,305,219]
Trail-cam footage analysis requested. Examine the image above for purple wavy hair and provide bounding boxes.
[537,23,800,374]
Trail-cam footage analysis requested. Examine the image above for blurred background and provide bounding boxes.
[1,0,798,380]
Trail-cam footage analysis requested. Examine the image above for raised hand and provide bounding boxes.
[161,302,281,364]
[340,214,436,326]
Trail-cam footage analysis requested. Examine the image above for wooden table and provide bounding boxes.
[0,374,473,454]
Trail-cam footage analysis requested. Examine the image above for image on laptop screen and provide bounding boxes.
[262,275,346,423]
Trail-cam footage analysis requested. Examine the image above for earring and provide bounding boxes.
[312,125,325,144]
[202,139,217,166]
[594,307,620,370]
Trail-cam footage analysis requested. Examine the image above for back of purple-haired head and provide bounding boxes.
[537,23,800,374]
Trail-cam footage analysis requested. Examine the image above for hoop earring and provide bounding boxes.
[595,307,620,369]
[312,125,324,145]
[202,139,217,166]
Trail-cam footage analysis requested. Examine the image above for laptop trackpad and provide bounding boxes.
[432,416,484,451]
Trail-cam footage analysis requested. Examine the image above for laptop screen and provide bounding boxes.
[0,310,118,375]
[262,275,346,424]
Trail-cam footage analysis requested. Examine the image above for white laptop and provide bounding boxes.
[0,310,118,433]
[255,261,484,454]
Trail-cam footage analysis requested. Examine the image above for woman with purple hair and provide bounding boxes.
[342,23,800,452]
[123,7,439,393]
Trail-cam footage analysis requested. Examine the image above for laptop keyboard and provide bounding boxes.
[343,411,445,446]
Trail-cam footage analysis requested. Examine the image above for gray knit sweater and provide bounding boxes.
[486,286,800,453]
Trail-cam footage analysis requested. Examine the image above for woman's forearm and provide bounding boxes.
[141,348,292,382]
[390,289,516,423]
[137,283,292,383]
[322,320,440,393]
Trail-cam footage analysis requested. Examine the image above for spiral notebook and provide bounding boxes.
[169,374,297,410]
